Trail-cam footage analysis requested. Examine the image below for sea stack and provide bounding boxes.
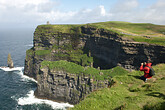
[7,53,14,68]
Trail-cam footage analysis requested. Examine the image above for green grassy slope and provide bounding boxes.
[34,22,165,109]
[37,21,165,46]
[41,60,111,81]
[90,21,165,46]
[71,64,165,110]
[92,21,165,35]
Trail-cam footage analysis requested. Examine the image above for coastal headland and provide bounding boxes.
[24,21,165,109]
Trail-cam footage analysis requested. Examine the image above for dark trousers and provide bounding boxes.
[140,76,147,82]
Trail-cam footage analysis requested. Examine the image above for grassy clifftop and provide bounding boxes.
[91,21,165,46]
[92,21,165,36]
[41,60,114,81]
[36,21,165,46]
[41,60,165,110]
[33,21,165,109]
[72,64,165,110]
[35,24,83,34]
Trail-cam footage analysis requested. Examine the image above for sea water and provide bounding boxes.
[0,28,73,110]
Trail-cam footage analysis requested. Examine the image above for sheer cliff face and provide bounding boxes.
[35,67,109,104]
[24,25,165,104]
[25,25,165,78]
[82,26,165,70]
[84,36,165,69]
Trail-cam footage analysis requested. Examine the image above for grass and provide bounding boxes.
[41,60,84,74]
[26,48,34,60]
[101,66,128,77]
[36,21,165,46]
[90,21,165,46]
[26,48,33,56]
[35,24,83,34]
[41,60,111,81]
[35,50,51,56]
[69,50,93,66]
[126,35,165,46]
[92,21,165,35]
[51,44,93,66]
[71,64,165,110]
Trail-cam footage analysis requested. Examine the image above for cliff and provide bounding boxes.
[35,60,110,104]
[24,21,165,104]
[72,64,165,110]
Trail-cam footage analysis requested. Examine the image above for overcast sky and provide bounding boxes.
[0,0,165,28]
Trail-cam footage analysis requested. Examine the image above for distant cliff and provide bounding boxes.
[24,22,165,104]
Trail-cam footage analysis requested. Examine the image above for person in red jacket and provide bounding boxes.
[139,62,152,82]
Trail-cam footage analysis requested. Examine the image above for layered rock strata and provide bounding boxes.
[35,66,110,104]
[24,24,165,104]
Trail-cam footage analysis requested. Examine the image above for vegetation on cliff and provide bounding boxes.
[31,21,165,69]
[32,21,165,70]
[26,48,33,56]
[91,21,165,46]
[35,24,83,34]
[72,64,165,110]
[25,21,165,109]
[41,60,113,81]
[36,21,165,46]
[35,50,51,56]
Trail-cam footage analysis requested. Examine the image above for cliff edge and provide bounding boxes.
[24,21,165,104]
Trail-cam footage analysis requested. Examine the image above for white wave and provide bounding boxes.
[0,66,24,72]
[18,71,37,83]
[26,44,33,47]
[18,90,74,110]
[0,66,37,83]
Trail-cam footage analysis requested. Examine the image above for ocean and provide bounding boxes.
[0,28,73,110]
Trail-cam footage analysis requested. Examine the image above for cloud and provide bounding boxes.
[0,0,111,27]
[135,0,165,24]
[111,0,139,13]
[0,0,165,28]
[65,5,111,24]
[0,0,59,27]
[109,0,165,25]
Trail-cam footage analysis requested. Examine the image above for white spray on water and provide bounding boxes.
[1,66,74,110]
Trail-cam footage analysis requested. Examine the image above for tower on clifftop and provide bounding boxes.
[47,21,50,25]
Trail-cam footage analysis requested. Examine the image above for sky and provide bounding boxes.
[0,0,165,28]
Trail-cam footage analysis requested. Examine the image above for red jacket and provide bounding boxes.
[140,63,152,78]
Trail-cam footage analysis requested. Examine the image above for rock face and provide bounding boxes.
[84,35,165,70]
[7,53,14,68]
[35,67,110,104]
[24,24,165,104]
[80,26,165,70]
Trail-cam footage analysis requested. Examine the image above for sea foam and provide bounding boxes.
[0,67,24,72]
[17,69,37,83]
[26,44,33,47]
[0,66,37,83]
[18,90,74,110]
[3,66,74,109]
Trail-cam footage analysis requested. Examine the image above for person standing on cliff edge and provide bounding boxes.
[139,59,154,82]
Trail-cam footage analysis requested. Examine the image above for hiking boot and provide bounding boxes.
[144,78,147,82]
